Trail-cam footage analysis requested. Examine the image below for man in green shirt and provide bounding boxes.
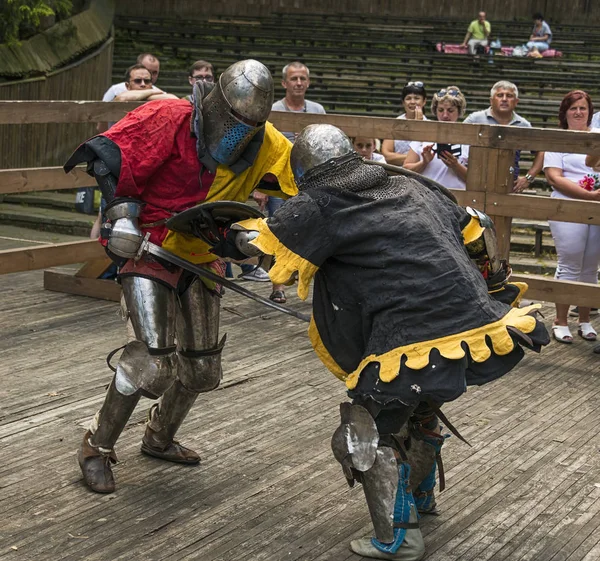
[460,11,491,56]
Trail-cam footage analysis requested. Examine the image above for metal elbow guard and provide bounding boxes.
[105,200,143,259]
[234,230,262,257]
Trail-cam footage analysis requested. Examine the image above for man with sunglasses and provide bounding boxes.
[65,59,297,494]
[114,64,177,103]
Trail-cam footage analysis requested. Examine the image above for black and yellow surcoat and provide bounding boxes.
[241,173,549,406]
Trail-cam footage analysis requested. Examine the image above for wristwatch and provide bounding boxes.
[524,173,535,183]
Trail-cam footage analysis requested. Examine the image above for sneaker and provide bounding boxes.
[570,307,599,317]
[240,267,270,282]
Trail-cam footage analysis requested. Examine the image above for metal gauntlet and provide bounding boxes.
[232,229,262,258]
[105,199,143,259]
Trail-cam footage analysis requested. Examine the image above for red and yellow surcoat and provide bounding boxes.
[103,99,297,264]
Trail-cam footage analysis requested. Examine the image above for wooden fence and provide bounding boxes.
[115,0,600,25]
[0,39,114,170]
[1,100,600,307]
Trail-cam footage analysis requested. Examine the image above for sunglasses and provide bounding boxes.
[406,81,424,88]
[436,88,461,97]
[131,78,152,85]
[192,75,215,83]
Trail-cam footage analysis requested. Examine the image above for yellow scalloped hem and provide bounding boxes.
[235,218,318,301]
[308,316,347,381]
[345,304,541,390]
[462,216,486,245]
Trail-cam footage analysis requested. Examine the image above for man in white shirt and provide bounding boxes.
[98,53,161,133]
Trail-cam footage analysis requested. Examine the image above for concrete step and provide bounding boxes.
[0,203,95,237]
[0,224,89,251]
[1,191,99,213]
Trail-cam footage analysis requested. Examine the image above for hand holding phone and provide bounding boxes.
[436,143,453,158]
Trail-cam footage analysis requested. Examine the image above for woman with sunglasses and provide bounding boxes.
[381,81,427,166]
[403,86,469,190]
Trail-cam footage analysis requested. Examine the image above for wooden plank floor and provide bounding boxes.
[1,269,600,561]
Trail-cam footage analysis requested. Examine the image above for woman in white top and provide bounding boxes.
[381,81,427,166]
[403,87,469,190]
[543,90,600,343]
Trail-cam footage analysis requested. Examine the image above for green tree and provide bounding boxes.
[0,1,73,45]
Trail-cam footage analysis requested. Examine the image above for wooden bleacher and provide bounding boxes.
[111,14,600,129]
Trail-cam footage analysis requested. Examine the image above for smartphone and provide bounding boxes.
[435,143,462,158]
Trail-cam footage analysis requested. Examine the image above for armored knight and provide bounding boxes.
[228,125,549,560]
[64,60,297,493]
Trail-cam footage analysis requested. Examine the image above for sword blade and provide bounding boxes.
[142,241,311,323]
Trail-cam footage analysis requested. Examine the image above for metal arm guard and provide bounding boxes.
[64,136,122,204]
[464,207,511,290]
[105,199,143,259]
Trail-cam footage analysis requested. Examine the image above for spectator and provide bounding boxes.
[185,60,215,102]
[271,61,326,142]
[113,64,177,103]
[102,53,160,101]
[381,81,428,166]
[98,53,161,133]
[460,12,491,56]
[543,90,600,344]
[527,13,553,58]
[263,61,326,302]
[463,80,545,193]
[403,86,469,190]
[352,137,386,162]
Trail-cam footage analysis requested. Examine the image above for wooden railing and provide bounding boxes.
[1,100,599,307]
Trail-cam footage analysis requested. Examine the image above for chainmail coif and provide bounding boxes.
[298,152,411,200]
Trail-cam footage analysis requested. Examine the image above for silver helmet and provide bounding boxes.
[290,124,353,182]
[202,59,274,166]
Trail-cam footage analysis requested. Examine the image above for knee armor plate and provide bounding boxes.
[177,335,227,393]
[115,341,178,399]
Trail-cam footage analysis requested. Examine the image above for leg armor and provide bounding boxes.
[115,276,178,399]
[145,278,222,450]
[80,275,177,493]
[332,403,425,560]
[406,404,448,515]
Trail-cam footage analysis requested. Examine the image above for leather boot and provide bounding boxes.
[78,378,141,493]
[141,380,200,464]
[350,506,425,561]
[78,430,117,494]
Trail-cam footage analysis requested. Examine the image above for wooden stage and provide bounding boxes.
[1,268,600,561]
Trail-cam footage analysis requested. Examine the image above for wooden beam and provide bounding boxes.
[452,189,486,211]
[0,240,105,275]
[74,257,114,279]
[1,102,600,154]
[44,270,121,302]
[485,148,516,260]
[514,274,600,308]
[0,101,143,124]
[0,166,91,194]
[267,112,600,154]
[486,193,600,226]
